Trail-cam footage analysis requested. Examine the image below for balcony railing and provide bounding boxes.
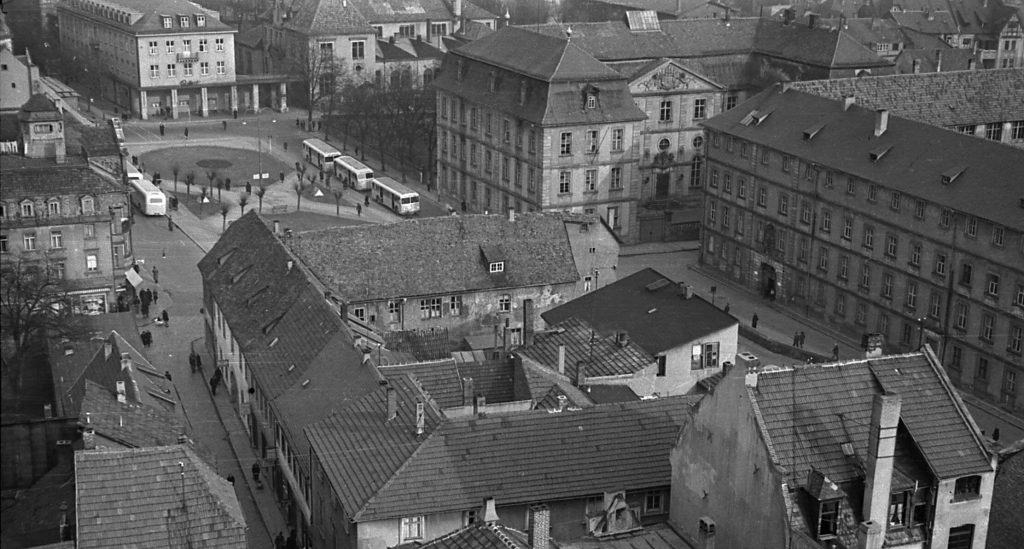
[177,52,199,63]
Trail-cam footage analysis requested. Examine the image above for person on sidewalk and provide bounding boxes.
[184,127,189,139]
[275,532,285,549]
[152,266,159,283]
[161,309,169,326]
[152,290,158,305]
[189,351,197,373]
[792,331,799,347]
[356,204,362,216]
[831,343,840,361]
[210,369,222,395]
[723,302,730,314]
[799,331,806,348]
[252,461,261,483]
[752,312,759,329]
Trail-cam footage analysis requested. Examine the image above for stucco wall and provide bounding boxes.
[670,372,790,548]
[929,472,995,549]
[660,321,739,395]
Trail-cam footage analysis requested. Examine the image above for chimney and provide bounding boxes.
[616,331,629,347]
[481,497,499,523]
[104,341,112,360]
[474,394,486,414]
[528,505,551,549]
[844,95,855,111]
[386,385,397,421]
[935,49,943,72]
[120,352,131,372]
[808,13,818,28]
[83,426,95,450]
[455,0,463,18]
[507,207,515,222]
[873,109,889,137]
[863,394,901,532]
[523,299,535,346]
[698,517,717,549]
[557,394,568,412]
[912,58,921,73]
[462,377,475,407]
[415,401,425,436]
[116,380,127,403]
[557,345,566,375]
[503,319,512,352]
[744,365,759,388]
[274,219,281,234]
[684,285,694,299]
[968,57,977,70]
[857,520,883,549]
[576,361,587,388]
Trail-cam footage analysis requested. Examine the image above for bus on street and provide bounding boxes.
[371,176,420,216]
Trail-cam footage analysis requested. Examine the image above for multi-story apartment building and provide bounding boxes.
[56,0,249,119]
[699,85,1024,416]
[1,95,130,314]
[787,68,1024,148]
[433,26,647,240]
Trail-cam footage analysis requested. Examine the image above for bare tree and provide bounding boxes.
[205,170,219,200]
[171,164,181,193]
[238,195,249,216]
[185,171,196,197]
[293,181,305,211]
[332,189,344,216]
[220,204,232,232]
[290,41,349,125]
[255,186,267,213]
[1,258,76,397]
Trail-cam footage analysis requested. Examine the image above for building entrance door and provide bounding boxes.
[760,263,777,300]
[655,171,670,199]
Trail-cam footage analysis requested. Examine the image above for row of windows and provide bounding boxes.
[0,239,100,273]
[557,167,624,194]
[559,128,627,156]
[147,38,224,55]
[149,61,225,78]
[2,197,98,218]
[656,97,707,123]
[440,99,541,153]
[956,120,1024,141]
[316,40,365,61]
[159,13,207,29]
[949,345,1019,402]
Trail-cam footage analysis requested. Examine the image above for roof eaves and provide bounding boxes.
[747,384,784,470]
[350,416,441,522]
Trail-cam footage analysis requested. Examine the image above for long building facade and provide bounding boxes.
[699,85,1024,417]
[433,26,646,241]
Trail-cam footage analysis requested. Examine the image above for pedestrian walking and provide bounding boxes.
[752,313,759,329]
[184,127,189,139]
[152,266,159,284]
[141,300,150,317]
[793,332,800,347]
[799,331,806,348]
[195,352,202,369]
[356,203,362,216]
[167,215,174,231]
[189,351,197,373]
[210,371,221,395]
[164,370,172,381]
[226,474,235,486]
[283,141,287,151]
[161,309,169,326]
[723,302,731,314]
[364,194,370,207]
[252,462,261,483]
[246,182,252,194]
[151,290,158,304]
[831,342,840,361]
[275,532,286,549]
[159,123,165,136]
[222,120,227,131]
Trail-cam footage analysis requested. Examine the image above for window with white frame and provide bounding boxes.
[449,296,462,316]
[21,201,34,217]
[184,62,193,76]
[387,300,401,323]
[352,40,365,60]
[150,65,160,78]
[23,233,36,251]
[585,169,597,191]
[149,40,158,55]
[693,98,707,120]
[610,167,622,189]
[179,15,190,27]
[659,99,672,122]
[420,298,442,319]
[162,16,172,28]
[489,261,504,273]
[196,14,206,26]
[167,64,177,77]
[50,230,63,249]
[400,516,425,541]
[47,200,60,216]
[216,61,225,74]
[352,306,365,322]
[215,38,225,51]
[199,38,208,52]
[498,294,511,312]
[587,129,598,153]
[166,40,175,53]
[644,491,665,514]
[559,132,572,155]
[559,171,571,194]
[611,128,623,151]
[86,254,98,272]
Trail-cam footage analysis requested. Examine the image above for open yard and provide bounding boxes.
[139,146,292,195]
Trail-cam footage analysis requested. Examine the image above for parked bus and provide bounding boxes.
[129,178,167,216]
[333,156,375,191]
[125,163,145,182]
[372,176,420,215]
[302,138,341,170]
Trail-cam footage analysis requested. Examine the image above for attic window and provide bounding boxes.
[217,248,236,266]
[803,122,826,141]
[869,144,892,162]
[941,166,967,184]
[196,14,206,26]
[489,261,505,273]
[740,108,773,126]
[586,93,597,109]
[162,16,172,28]
[262,314,284,335]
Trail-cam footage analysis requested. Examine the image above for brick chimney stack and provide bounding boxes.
[523,299,534,346]
[862,393,901,539]
[528,505,550,549]
[462,377,475,407]
[120,352,131,372]
[386,385,397,421]
[482,496,499,523]
[557,345,566,375]
[698,517,716,549]
[874,109,889,137]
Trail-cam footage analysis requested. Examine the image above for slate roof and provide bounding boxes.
[456,359,517,403]
[418,522,530,549]
[380,359,466,408]
[585,384,641,404]
[786,69,1024,127]
[348,0,458,24]
[75,445,246,549]
[703,85,1024,228]
[284,0,374,35]
[750,352,993,488]
[351,395,692,521]
[988,445,1024,549]
[950,0,1017,36]
[559,522,691,549]
[57,0,234,35]
[81,380,184,448]
[517,361,593,408]
[518,317,656,380]
[0,164,122,199]
[455,26,626,82]
[285,213,581,303]
[198,212,381,463]
[542,268,738,355]
[891,10,960,34]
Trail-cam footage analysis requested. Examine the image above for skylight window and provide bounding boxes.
[489,261,505,273]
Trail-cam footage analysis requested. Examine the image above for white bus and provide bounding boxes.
[302,138,342,170]
[333,156,375,191]
[125,163,144,182]
[371,176,420,216]
[129,178,167,216]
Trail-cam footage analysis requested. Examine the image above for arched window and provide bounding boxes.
[423,68,433,84]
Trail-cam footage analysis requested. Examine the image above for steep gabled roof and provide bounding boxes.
[891,10,960,34]
[455,26,626,82]
[380,360,465,408]
[75,445,246,549]
[702,85,1024,228]
[57,0,234,35]
[348,0,462,24]
[0,163,122,198]
[750,352,992,486]
[285,213,581,303]
[418,521,531,549]
[786,69,1024,128]
[80,380,184,448]
[517,317,656,379]
[284,0,374,35]
[542,268,738,355]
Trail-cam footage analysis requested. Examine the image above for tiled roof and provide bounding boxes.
[198,212,381,461]
[285,0,374,35]
[891,10,959,34]
[585,384,641,404]
[58,0,234,34]
[354,396,692,521]
[418,522,531,549]
[840,17,904,43]
[77,124,122,158]
[348,0,454,24]
[0,164,122,199]
[702,85,1024,228]
[456,359,517,403]
[49,313,144,413]
[950,0,1017,36]
[542,268,738,355]
[81,380,184,448]
[753,19,890,68]
[988,446,1024,549]
[304,375,444,521]
[455,26,626,82]
[518,317,656,379]
[382,329,453,361]
[380,359,465,408]
[559,522,691,549]
[786,69,1024,127]
[63,331,174,418]
[286,213,581,303]
[894,47,980,74]
[20,94,61,116]
[750,352,992,487]
[75,445,246,549]
[462,0,499,20]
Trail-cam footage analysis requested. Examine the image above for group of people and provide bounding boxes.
[274,530,299,549]
[188,350,203,373]
[139,288,158,316]
[792,331,807,349]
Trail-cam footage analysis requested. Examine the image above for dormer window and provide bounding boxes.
[196,14,206,27]
[48,199,61,216]
[817,500,839,538]
[489,261,504,273]
[179,15,190,27]
[586,93,597,109]
[21,201,34,217]
[162,16,172,29]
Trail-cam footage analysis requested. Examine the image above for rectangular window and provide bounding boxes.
[915,200,926,219]
[607,206,620,229]
[966,216,977,237]
[167,63,177,77]
[953,477,981,502]
[981,314,994,341]
[400,516,425,541]
[199,38,208,52]
[586,130,598,153]
[50,231,63,249]
[960,263,973,287]
[585,169,597,191]
[863,225,874,249]
[502,119,511,143]
[818,247,830,271]
[1009,326,1022,354]
[760,148,769,165]
[906,282,917,309]
[885,234,898,257]
[420,298,442,319]
[166,40,175,53]
[196,14,206,26]
[1016,284,1024,307]
[890,191,901,211]
[818,501,839,538]
[736,178,747,199]
[740,142,750,158]
[709,169,718,188]
[992,226,1005,247]
[909,243,921,267]
[558,171,571,194]
[868,184,878,202]
[610,167,622,189]
[387,300,401,323]
[559,132,572,155]
[842,217,853,240]
[800,201,811,224]
[84,223,95,238]
[86,254,98,272]
[940,208,951,228]
[149,40,158,55]
[183,62,193,76]
[987,273,1000,296]
[644,491,665,514]
[757,186,767,207]
[200,62,209,75]
[935,254,947,276]
[723,173,732,194]
[882,273,893,299]
[1013,120,1024,140]
[350,40,365,60]
[216,61,226,75]
[955,302,969,330]
[179,15,190,27]
[499,294,511,313]
[353,307,366,322]
[659,100,672,122]
[888,492,908,527]
[693,98,707,120]
[860,264,871,289]
[611,128,623,151]
[820,210,831,233]
[150,65,160,78]
[835,294,846,316]
[986,122,1003,141]
[726,95,737,110]
[930,291,942,318]
[23,233,36,251]
[778,194,789,216]
[215,38,225,51]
